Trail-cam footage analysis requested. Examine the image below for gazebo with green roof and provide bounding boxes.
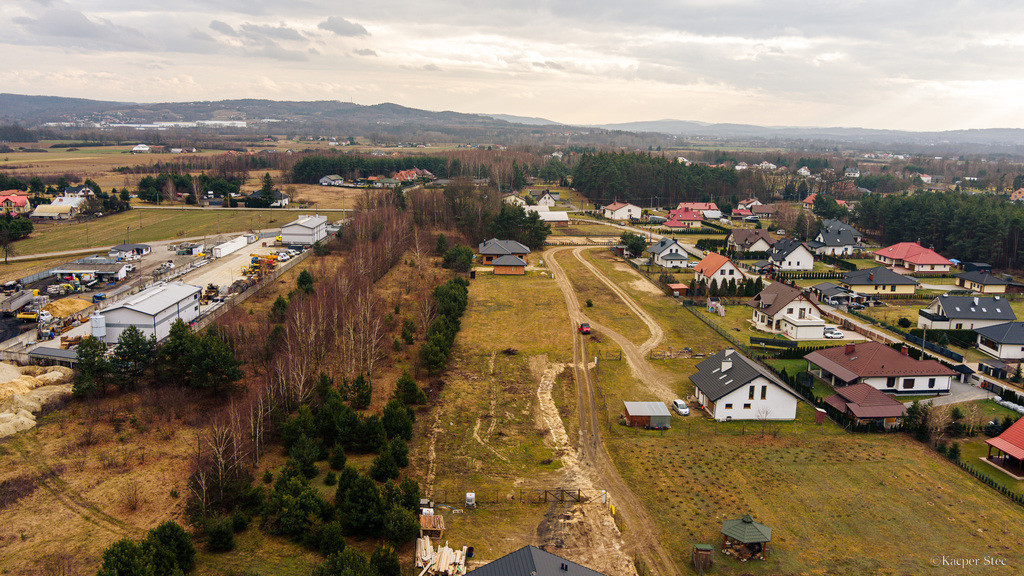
[720,514,772,561]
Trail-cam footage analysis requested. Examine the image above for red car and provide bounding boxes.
[578,323,591,334]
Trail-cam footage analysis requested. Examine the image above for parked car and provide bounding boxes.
[578,323,591,335]
[824,328,844,339]
[672,399,690,416]
[847,302,865,311]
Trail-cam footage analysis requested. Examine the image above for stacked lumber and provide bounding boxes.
[415,537,467,576]
[59,335,83,349]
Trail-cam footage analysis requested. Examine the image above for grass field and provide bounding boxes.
[13,208,349,255]
[553,251,651,346]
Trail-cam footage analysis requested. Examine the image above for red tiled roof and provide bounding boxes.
[987,418,1024,460]
[603,201,630,211]
[824,383,907,419]
[804,341,954,382]
[874,242,952,266]
[668,208,703,221]
[694,252,734,277]
[732,209,752,216]
[677,202,718,211]
[0,193,28,207]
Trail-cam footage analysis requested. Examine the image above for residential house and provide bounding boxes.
[805,341,954,394]
[689,349,800,421]
[478,238,530,265]
[975,322,1024,360]
[797,166,812,177]
[131,144,150,154]
[63,185,95,197]
[844,168,861,178]
[602,201,641,220]
[917,294,1016,330]
[393,168,435,182]
[807,219,863,255]
[1011,188,1024,203]
[492,255,526,275]
[874,242,952,273]
[735,162,748,171]
[840,266,918,295]
[756,161,777,170]
[823,383,906,429]
[738,198,762,210]
[694,252,746,285]
[531,190,557,206]
[919,174,933,184]
[503,194,527,207]
[0,193,30,214]
[751,204,775,219]
[746,282,825,340]
[645,238,689,268]
[731,208,753,219]
[108,243,151,259]
[245,188,290,207]
[281,215,329,245]
[727,229,774,253]
[802,193,849,211]
[318,175,344,186]
[954,271,1008,294]
[663,209,703,229]
[466,545,608,576]
[31,195,86,219]
[676,202,721,219]
[766,239,814,271]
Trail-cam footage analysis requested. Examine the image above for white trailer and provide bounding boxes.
[212,236,248,258]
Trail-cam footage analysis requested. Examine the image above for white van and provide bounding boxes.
[672,399,689,416]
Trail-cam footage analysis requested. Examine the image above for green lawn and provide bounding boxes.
[13,208,349,255]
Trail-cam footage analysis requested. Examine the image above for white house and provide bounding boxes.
[738,198,762,210]
[95,282,202,344]
[645,238,688,268]
[531,190,557,206]
[281,215,329,245]
[319,175,344,186]
[504,194,527,207]
[917,294,1016,330]
[690,349,800,421]
[844,168,861,178]
[808,220,863,256]
[975,323,1024,361]
[727,229,774,253]
[767,239,814,271]
[694,253,745,285]
[747,282,825,340]
[797,167,812,177]
[602,201,641,220]
[805,342,954,395]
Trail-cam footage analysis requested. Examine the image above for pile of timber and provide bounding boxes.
[415,537,467,576]
[58,335,83,349]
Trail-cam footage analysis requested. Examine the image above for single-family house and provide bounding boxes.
[621,402,671,428]
[823,383,906,429]
[920,174,933,184]
[689,349,800,421]
[747,282,825,340]
[281,215,329,245]
[478,238,530,265]
[985,418,1024,477]
[0,193,30,214]
[731,208,753,219]
[131,144,150,154]
[766,239,815,271]
[738,198,762,210]
[663,209,703,229]
[807,219,863,256]
[645,238,688,268]
[503,194,527,207]
[602,201,640,220]
[531,190,557,206]
[874,242,952,273]
[840,266,918,295]
[63,185,95,198]
[918,294,1016,330]
[728,229,774,253]
[676,202,721,220]
[735,162,748,171]
[492,255,527,275]
[466,545,608,576]
[805,342,954,394]
[751,204,775,219]
[797,166,812,177]
[31,195,86,219]
[245,188,290,207]
[318,175,344,186]
[802,193,849,211]
[694,252,746,285]
[975,322,1024,360]
[844,168,861,178]
[954,271,1008,294]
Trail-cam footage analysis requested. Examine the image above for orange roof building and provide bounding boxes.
[694,252,745,284]
[874,242,952,273]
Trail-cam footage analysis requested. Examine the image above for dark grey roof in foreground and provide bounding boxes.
[492,255,527,266]
[934,294,1016,321]
[689,349,798,402]
[956,270,1008,286]
[467,546,607,576]
[975,322,1024,345]
[478,238,531,255]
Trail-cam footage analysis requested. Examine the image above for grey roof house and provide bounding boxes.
[955,270,1008,294]
[645,238,688,268]
[478,238,531,264]
[467,546,607,576]
[689,349,800,421]
[975,322,1024,360]
[918,294,1016,330]
[808,219,863,255]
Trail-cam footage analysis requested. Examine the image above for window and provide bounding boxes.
[761,385,768,400]
[728,269,734,276]
[928,378,936,389]
[749,385,755,400]
[787,308,793,314]
[725,403,733,409]
[743,403,751,409]
[890,285,896,292]
[886,377,896,388]
[955,323,963,329]
[903,378,914,389]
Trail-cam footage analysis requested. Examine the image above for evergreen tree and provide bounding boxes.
[110,326,157,391]
[434,233,448,255]
[143,521,195,575]
[339,475,385,536]
[393,371,426,405]
[350,374,372,409]
[74,335,109,397]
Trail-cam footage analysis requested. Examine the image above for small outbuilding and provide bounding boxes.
[492,255,526,275]
[621,401,671,429]
[419,514,445,538]
[721,515,771,561]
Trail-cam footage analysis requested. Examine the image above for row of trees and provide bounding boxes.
[420,277,470,373]
[137,171,241,204]
[571,152,740,206]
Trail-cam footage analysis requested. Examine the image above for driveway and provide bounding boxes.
[905,380,994,407]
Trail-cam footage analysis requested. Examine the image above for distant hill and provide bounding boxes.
[482,113,561,126]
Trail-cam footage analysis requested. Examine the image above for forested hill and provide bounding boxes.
[571,152,740,207]
[854,192,1024,269]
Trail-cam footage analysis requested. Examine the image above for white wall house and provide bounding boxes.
[747,283,825,340]
[534,192,557,207]
[602,201,641,220]
[767,239,814,271]
[975,323,1024,361]
[805,342,954,395]
[917,294,1017,330]
[690,349,800,421]
[95,282,202,344]
[281,215,329,245]
[645,238,688,268]
[694,253,746,285]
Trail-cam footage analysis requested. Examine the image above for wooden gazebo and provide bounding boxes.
[986,418,1024,477]
[721,514,771,561]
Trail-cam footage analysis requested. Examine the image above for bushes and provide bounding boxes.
[442,245,473,272]
[206,518,235,553]
[420,277,469,373]
[98,521,197,575]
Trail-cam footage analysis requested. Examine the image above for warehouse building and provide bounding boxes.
[94,281,202,344]
[281,215,329,245]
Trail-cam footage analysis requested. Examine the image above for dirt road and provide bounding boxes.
[544,246,681,576]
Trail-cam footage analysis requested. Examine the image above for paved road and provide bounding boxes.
[905,380,994,407]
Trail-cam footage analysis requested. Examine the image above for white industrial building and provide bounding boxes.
[281,215,329,245]
[94,281,202,344]
[213,236,248,258]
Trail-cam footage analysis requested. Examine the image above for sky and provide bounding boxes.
[3,0,1024,131]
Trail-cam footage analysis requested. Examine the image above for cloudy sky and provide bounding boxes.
[2,0,1024,130]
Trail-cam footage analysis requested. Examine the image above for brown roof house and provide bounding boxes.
[823,383,907,429]
[805,342,954,395]
[747,282,825,340]
[727,229,774,252]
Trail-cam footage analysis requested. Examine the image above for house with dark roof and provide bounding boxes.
[751,204,775,219]
[975,322,1024,360]
[808,219,863,256]
[478,238,530,265]
[985,418,1024,477]
[955,271,1008,294]
[767,238,814,271]
[244,188,290,207]
[808,282,867,306]
[747,282,825,340]
[874,242,952,273]
[530,190,557,206]
[601,201,640,220]
[492,255,527,275]
[689,349,800,421]
[694,252,745,286]
[727,229,774,252]
[823,383,907,429]
[840,266,918,295]
[467,545,608,576]
[645,238,688,268]
[917,294,1016,330]
[804,342,954,394]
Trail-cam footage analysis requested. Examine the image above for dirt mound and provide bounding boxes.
[44,297,91,318]
[0,365,73,438]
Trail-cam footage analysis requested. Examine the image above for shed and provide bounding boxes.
[666,283,688,297]
[622,401,671,429]
[721,515,771,561]
[419,514,445,538]
[492,255,526,276]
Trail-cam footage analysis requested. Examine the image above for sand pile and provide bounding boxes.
[44,297,92,318]
[0,364,73,439]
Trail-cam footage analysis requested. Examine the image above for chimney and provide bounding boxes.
[901,346,909,356]
[973,297,979,306]
[722,349,733,372]
[844,343,855,355]
[868,273,874,282]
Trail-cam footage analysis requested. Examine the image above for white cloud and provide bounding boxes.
[318,16,368,37]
